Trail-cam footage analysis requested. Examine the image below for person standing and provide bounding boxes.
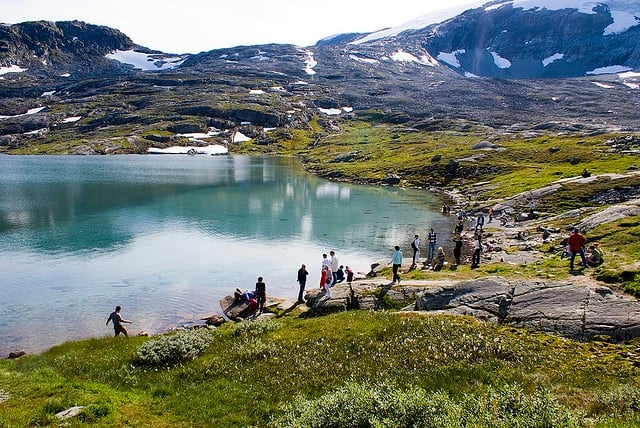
[453,233,463,265]
[390,245,403,284]
[323,265,333,298]
[320,254,329,288]
[568,228,587,270]
[255,276,266,313]
[297,264,308,303]
[329,250,339,285]
[471,233,482,268]
[427,228,437,261]
[411,234,420,268]
[488,207,494,223]
[476,212,485,232]
[106,305,132,337]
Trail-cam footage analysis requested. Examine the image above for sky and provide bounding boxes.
[0,0,481,53]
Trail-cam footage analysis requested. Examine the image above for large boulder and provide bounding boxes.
[415,276,640,342]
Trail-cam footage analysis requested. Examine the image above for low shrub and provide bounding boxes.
[270,382,581,428]
[134,328,216,368]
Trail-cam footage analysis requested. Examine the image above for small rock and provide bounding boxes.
[55,406,84,420]
[8,350,25,359]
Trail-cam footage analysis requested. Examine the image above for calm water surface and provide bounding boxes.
[0,155,454,355]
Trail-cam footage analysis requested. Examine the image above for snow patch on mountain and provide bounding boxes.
[543,53,565,66]
[487,0,640,35]
[491,52,512,68]
[351,2,482,44]
[587,64,633,75]
[0,64,27,75]
[350,54,379,64]
[437,50,466,68]
[391,50,439,66]
[302,50,317,75]
[106,50,185,71]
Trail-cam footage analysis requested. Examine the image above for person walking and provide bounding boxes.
[255,276,266,313]
[297,264,308,303]
[329,250,339,285]
[427,228,437,261]
[106,305,132,337]
[390,245,403,284]
[411,234,420,268]
[568,228,587,270]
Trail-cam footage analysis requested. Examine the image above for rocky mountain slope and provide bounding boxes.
[0,2,639,155]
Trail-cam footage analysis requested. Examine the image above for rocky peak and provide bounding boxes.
[349,0,640,78]
[0,20,139,77]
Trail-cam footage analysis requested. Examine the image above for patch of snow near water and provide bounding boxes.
[233,132,251,143]
[148,145,228,155]
[249,89,265,94]
[106,50,185,71]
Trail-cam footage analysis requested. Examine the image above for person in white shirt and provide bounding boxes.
[329,250,339,285]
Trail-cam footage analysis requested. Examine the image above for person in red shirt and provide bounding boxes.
[567,228,587,270]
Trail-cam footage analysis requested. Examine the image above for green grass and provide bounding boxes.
[2,313,640,426]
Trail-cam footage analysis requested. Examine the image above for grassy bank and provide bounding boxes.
[3,115,640,426]
[2,311,640,426]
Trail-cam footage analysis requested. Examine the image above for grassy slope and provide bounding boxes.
[2,313,640,426]
[3,114,640,426]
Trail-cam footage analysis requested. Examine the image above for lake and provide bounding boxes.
[0,154,454,355]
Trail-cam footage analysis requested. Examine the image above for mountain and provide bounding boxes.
[0,2,639,155]
[0,20,186,78]
[371,0,640,79]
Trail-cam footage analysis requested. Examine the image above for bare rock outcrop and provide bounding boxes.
[415,276,640,342]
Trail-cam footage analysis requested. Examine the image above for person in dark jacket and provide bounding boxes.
[297,264,308,303]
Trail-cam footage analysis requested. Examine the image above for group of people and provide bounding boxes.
[312,250,354,300]
[567,228,604,270]
[294,250,357,304]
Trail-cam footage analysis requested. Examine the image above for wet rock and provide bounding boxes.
[8,350,25,359]
[382,173,401,185]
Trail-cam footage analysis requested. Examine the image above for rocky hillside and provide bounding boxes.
[0,2,639,155]
[348,0,640,79]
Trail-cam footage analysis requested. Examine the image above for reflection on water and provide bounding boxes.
[0,155,454,355]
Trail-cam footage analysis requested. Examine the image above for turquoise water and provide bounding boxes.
[0,155,453,355]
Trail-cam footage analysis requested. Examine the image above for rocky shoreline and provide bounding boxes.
[211,172,640,345]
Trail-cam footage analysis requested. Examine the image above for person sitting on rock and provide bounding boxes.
[586,244,604,267]
[433,247,446,271]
